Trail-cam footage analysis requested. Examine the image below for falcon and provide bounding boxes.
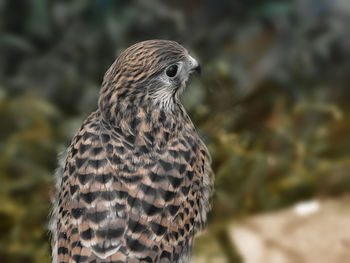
[50,40,213,263]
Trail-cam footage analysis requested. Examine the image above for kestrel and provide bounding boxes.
[50,40,213,263]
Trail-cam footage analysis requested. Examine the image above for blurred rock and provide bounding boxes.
[230,197,350,263]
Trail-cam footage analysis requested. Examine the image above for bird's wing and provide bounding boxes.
[56,112,129,262]
[57,111,213,262]
[194,138,214,225]
[98,121,198,262]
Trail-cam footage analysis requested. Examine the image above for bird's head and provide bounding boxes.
[99,40,201,112]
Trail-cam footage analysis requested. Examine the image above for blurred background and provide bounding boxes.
[0,0,349,262]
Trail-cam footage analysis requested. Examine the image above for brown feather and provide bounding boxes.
[51,40,213,263]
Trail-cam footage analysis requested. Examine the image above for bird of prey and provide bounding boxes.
[50,40,213,263]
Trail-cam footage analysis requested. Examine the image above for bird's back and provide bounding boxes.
[51,104,212,263]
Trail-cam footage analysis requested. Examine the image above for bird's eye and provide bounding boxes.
[166,64,178,78]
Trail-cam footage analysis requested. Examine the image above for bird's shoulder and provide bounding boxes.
[60,111,129,260]
[58,108,213,261]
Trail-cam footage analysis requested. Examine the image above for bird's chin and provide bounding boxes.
[174,82,187,99]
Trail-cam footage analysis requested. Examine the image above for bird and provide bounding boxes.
[50,40,213,263]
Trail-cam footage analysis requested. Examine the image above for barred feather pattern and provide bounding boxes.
[50,40,213,263]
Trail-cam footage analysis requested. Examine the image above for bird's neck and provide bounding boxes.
[98,92,189,145]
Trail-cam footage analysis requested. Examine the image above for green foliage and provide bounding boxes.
[0,0,348,262]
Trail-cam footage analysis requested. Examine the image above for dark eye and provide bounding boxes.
[166,64,178,78]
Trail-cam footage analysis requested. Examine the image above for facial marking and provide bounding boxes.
[99,40,200,113]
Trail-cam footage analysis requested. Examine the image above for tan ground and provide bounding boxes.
[193,197,350,263]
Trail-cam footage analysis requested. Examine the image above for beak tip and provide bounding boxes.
[194,64,201,75]
[189,55,201,75]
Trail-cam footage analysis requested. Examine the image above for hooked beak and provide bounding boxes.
[188,55,201,76]
[193,64,201,75]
